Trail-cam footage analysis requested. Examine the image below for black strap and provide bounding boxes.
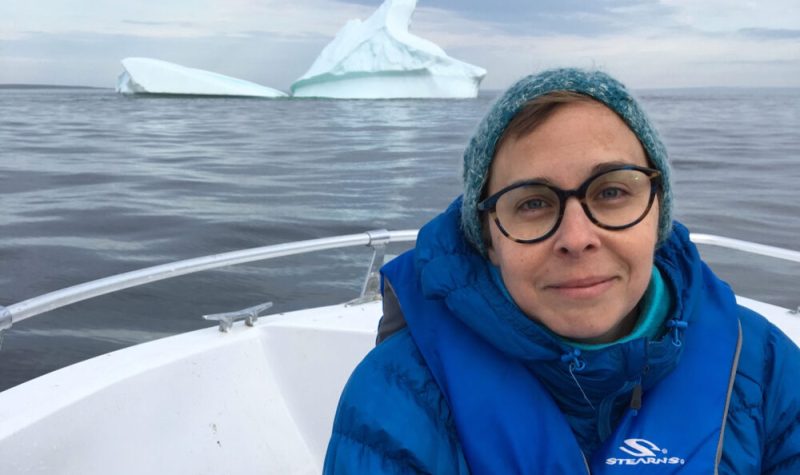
[376,278,407,345]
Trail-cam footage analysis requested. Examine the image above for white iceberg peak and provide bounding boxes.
[291,0,486,99]
[116,58,288,98]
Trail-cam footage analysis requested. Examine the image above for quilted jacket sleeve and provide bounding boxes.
[761,321,800,475]
[323,329,467,475]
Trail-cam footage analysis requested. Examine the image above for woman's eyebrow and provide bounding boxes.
[505,176,555,188]
[504,160,638,188]
[590,160,638,174]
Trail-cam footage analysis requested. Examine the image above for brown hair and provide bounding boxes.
[482,91,603,248]
[493,91,598,156]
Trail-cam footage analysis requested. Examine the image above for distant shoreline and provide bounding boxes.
[0,84,111,90]
[2,84,797,95]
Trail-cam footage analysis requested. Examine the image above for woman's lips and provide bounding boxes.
[546,276,617,299]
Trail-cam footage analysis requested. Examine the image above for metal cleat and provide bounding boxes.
[203,301,273,333]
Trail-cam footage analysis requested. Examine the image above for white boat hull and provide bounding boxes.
[0,296,796,474]
[0,301,380,474]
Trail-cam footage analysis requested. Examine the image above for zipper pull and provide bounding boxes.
[630,383,643,416]
[631,383,642,416]
[630,366,647,416]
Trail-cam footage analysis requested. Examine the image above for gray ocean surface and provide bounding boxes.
[0,87,798,392]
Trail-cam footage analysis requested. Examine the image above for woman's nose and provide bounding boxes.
[552,198,601,256]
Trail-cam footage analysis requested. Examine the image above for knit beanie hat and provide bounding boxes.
[461,68,672,255]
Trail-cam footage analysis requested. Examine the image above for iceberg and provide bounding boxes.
[290,0,486,99]
[116,58,288,98]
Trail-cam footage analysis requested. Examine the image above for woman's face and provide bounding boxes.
[486,101,659,344]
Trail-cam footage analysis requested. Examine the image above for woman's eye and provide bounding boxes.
[597,187,626,200]
[523,199,544,209]
[518,198,550,211]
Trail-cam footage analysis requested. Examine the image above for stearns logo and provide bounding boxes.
[605,438,686,466]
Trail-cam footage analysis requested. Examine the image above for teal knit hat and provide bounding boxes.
[461,68,672,254]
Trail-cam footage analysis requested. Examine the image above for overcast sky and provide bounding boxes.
[2,0,799,90]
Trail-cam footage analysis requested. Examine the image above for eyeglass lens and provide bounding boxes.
[492,168,655,242]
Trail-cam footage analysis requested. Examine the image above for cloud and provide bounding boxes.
[408,14,800,89]
[0,30,328,89]
[1,0,798,88]
[341,0,676,36]
[659,0,800,33]
[1,0,372,39]
[738,28,800,39]
[121,20,198,28]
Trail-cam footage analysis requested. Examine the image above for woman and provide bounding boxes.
[323,68,800,474]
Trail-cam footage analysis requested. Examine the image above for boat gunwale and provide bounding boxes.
[1,230,798,331]
[0,229,418,330]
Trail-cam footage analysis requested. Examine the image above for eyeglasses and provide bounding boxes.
[477,165,661,244]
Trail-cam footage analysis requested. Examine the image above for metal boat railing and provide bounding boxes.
[1,231,798,332]
[0,230,418,332]
[689,234,800,264]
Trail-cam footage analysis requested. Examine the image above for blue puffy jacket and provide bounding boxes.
[324,200,800,474]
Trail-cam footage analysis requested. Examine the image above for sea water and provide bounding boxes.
[0,87,798,391]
